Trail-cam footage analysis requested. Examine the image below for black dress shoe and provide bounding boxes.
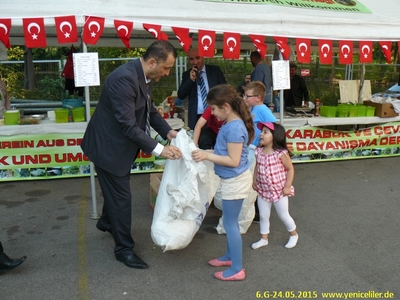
[96,221,111,234]
[0,256,27,275]
[117,253,148,269]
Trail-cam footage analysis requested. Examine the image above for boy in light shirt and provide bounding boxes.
[244,81,277,148]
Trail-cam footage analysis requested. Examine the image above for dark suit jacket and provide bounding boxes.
[284,74,309,107]
[81,59,171,177]
[177,64,226,129]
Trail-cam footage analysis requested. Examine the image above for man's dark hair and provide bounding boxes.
[143,40,177,62]
[290,62,297,69]
[250,51,262,60]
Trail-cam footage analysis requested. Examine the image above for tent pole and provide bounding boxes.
[278,51,284,126]
[82,40,99,220]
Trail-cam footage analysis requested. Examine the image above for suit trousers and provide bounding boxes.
[95,165,135,259]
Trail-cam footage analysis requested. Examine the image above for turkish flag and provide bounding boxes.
[54,16,78,44]
[223,32,241,59]
[143,24,168,41]
[82,16,105,45]
[249,34,267,59]
[359,41,373,63]
[172,27,192,53]
[273,36,290,60]
[379,41,392,63]
[198,30,216,58]
[318,39,333,64]
[296,38,311,63]
[0,19,11,48]
[339,40,353,65]
[23,18,47,48]
[114,20,133,49]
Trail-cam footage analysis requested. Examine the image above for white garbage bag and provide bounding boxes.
[151,129,220,251]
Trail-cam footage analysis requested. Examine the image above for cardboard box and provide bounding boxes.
[149,173,162,210]
[363,100,398,118]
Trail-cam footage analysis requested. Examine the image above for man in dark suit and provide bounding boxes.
[81,41,182,269]
[284,63,309,108]
[0,242,26,275]
[178,48,226,129]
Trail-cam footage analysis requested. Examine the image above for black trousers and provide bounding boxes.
[198,126,217,150]
[95,166,134,259]
[0,242,6,264]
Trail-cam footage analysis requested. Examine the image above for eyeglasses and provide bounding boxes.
[244,94,257,99]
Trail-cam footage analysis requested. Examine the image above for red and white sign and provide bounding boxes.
[82,16,105,45]
[318,39,332,64]
[143,23,168,41]
[23,17,47,48]
[223,32,240,59]
[249,34,267,59]
[198,30,216,58]
[0,19,12,48]
[339,40,353,65]
[172,27,192,53]
[296,38,311,63]
[114,20,133,49]
[54,16,78,44]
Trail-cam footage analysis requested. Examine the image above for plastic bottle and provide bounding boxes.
[314,98,320,116]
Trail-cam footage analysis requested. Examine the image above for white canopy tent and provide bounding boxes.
[2,0,400,49]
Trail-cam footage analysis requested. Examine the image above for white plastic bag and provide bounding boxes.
[214,146,257,234]
[151,129,220,251]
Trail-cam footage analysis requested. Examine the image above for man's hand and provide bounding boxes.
[190,66,198,82]
[160,145,182,160]
[167,130,178,141]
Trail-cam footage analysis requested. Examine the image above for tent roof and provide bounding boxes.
[3,0,400,49]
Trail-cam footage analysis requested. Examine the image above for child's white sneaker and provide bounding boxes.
[285,234,298,248]
[251,239,269,249]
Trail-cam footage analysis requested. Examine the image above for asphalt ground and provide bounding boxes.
[1,157,399,300]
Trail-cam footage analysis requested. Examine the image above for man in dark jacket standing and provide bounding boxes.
[178,48,226,129]
[81,41,182,269]
[284,63,309,108]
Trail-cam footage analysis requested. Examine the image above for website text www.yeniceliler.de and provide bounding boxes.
[255,290,395,299]
[320,290,395,299]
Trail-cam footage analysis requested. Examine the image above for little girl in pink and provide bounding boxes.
[251,122,298,249]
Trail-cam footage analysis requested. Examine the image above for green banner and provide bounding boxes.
[202,0,371,13]
[288,122,400,162]
[2,122,400,180]
[0,132,166,181]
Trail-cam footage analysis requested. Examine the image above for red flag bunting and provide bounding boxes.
[82,16,105,45]
[172,27,192,53]
[198,30,216,58]
[339,40,353,65]
[296,38,311,63]
[249,34,267,59]
[318,39,333,64]
[0,19,11,48]
[273,36,290,60]
[23,18,47,48]
[274,36,288,45]
[114,20,133,49]
[379,41,392,64]
[54,15,78,44]
[143,24,168,41]
[359,41,373,63]
[223,32,241,59]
